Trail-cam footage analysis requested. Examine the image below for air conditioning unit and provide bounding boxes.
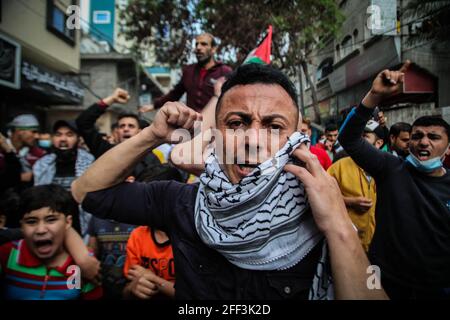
[409,21,423,35]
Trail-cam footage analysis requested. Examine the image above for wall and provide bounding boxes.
[0,0,80,73]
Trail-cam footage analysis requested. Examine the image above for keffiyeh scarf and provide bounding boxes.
[195,132,333,299]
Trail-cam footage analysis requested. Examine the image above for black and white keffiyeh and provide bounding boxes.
[194,132,333,299]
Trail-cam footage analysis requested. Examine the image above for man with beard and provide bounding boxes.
[76,88,160,178]
[33,120,94,238]
[388,122,411,159]
[152,33,232,112]
[5,114,46,188]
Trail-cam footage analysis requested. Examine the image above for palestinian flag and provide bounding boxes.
[243,25,272,65]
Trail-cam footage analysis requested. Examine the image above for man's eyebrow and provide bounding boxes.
[261,114,289,122]
[413,130,442,136]
[223,111,252,120]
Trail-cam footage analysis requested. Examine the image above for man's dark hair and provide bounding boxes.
[325,123,338,132]
[217,64,299,117]
[111,122,118,131]
[18,184,78,219]
[389,122,412,138]
[412,116,450,139]
[117,113,140,126]
[302,117,312,129]
[136,164,184,183]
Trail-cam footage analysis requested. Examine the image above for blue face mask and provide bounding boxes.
[38,140,52,149]
[406,146,449,173]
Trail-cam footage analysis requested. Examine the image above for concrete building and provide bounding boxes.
[301,0,450,128]
[0,0,84,131]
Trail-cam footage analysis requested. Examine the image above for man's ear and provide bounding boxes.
[389,134,395,144]
[375,139,384,149]
[65,215,73,229]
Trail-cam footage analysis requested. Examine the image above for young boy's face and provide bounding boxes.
[21,207,72,261]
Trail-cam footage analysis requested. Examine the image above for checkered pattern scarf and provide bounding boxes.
[194,132,333,299]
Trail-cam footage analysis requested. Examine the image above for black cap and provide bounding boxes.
[53,120,79,135]
[364,120,385,141]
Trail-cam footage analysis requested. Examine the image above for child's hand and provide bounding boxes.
[126,264,147,281]
[126,266,164,299]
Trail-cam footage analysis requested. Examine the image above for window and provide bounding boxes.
[335,44,340,60]
[52,7,65,33]
[93,11,111,24]
[46,0,76,46]
[316,58,334,81]
[341,35,353,58]
[353,29,359,42]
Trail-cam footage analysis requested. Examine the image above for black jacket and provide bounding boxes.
[83,181,323,299]
[0,152,21,194]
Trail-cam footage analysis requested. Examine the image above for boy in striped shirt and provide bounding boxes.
[0,184,102,299]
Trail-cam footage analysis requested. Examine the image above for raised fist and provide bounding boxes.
[103,88,130,106]
[149,102,203,144]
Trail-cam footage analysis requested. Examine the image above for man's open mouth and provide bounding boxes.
[58,143,69,150]
[235,163,260,177]
[417,150,431,160]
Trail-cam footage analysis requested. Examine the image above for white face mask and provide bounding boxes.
[406,144,450,173]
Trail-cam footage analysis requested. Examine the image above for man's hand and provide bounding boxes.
[344,196,373,214]
[0,133,13,153]
[213,76,226,97]
[149,101,203,144]
[362,60,411,108]
[126,266,160,299]
[138,104,155,113]
[285,146,388,299]
[284,145,351,235]
[102,88,130,106]
[20,172,33,183]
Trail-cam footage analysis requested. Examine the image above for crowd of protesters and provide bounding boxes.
[0,33,449,300]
